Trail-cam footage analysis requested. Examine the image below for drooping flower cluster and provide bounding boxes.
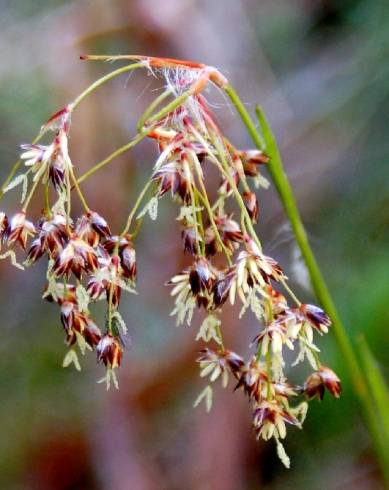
[0,105,136,388]
[0,55,340,464]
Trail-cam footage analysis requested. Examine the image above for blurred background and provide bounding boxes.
[0,0,388,489]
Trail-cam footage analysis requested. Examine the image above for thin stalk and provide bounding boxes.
[137,89,172,132]
[145,92,191,126]
[80,54,206,72]
[186,123,259,249]
[21,175,41,212]
[191,151,234,254]
[44,181,51,216]
[212,135,262,251]
[193,188,205,256]
[223,86,265,151]
[215,322,225,350]
[107,241,121,334]
[194,188,232,266]
[77,90,193,187]
[65,164,72,231]
[188,181,202,257]
[223,83,388,482]
[107,283,115,334]
[0,137,41,201]
[1,161,22,199]
[70,168,90,212]
[266,350,273,401]
[188,153,206,256]
[1,65,144,202]
[130,216,144,239]
[120,179,154,237]
[281,278,301,306]
[76,132,149,185]
[71,63,143,109]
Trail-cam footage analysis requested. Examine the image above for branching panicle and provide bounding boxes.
[0,55,340,465]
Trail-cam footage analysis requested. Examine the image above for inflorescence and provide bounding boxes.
[0,55,341,466]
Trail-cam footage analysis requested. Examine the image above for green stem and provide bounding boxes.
[76,132,149,185]
[137,89,172,132]
[193,187,205,256]
[194,188,232,266]
[71,63,143,109]
[186,123,259,249]
[215,322,225,350]
[224,85,265,151]
[120,179,154,237]
[70,168,90,212]
[1,162,22,198]
[130,216,144,239]
[188,181,202,257]
[21,175,41,212]
[107,283,115,334]
[223,83,389,482]
[1,65,144,203]
[212,135,262,251]
[44,181,51,216]
[144,92,190,126]
[0,138,41,201]
[77,89,193,187]
[281,278,301,306]
[65,163,72,230]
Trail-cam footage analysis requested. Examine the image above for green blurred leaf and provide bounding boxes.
[354,334,389,484]
[357,335,389,437]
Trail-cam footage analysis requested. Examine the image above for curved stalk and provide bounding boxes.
[137,89,172,132]
[212,135,263,252]
[70,168,90,212]
[21,175,41,212]
[77,89,194,187]
[144,92,191,126]
[188,182,202,257]
[194,188,232,266]
[76,133,148,185]
[0,137,41,201]
[186,123,261,250]
[120,179,154,237]
[1,64,144,203]
[71,63,143,109]
[193,187,205,256]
